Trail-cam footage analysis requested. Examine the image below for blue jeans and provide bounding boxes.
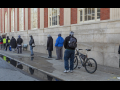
[64,49,75,70]
[30,46,34,55]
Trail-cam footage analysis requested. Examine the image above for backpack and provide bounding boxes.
[68,36,77,48]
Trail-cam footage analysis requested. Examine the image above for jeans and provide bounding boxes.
[30,45,34,55]
[48,50,52,57]
[64,49,75,70]
[17,45,22,54]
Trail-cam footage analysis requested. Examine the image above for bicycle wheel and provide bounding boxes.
[73,56,78,70]
[85,58,97,74]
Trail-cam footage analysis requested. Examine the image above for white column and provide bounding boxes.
[40,8,44,29]
[2,8,4,33]
[15,8,17,32]
[25,8,28,30]
[64,8,71,26]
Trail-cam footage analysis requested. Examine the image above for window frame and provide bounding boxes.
[77,8,100,24]
[19,8,24,31]
[48,8,60,27]
[31,8,38,29]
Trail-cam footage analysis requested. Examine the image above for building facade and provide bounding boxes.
[0,8,120,68]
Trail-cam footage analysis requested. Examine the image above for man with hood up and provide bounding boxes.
[10,36,17,52]
[47,34,53,58]
[29,35,35,56]
[5,36,10,51]
[55,34,64,60]
[17,35,23,54]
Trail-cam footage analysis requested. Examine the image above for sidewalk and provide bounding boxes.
[0,49,120,81]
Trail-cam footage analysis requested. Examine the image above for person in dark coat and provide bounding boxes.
[10,36,17,52]
[47,34,53,58]
[0,36,3,50]
[29,35,35,56]
[5,36,10,51]
[17,35,23,54]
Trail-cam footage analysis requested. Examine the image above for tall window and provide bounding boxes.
[48,8,60,27]
[78,8,100,23]
[5,12,7,33]
[19,8,24,31]
[31,8,37,29]
[11,8,14,32]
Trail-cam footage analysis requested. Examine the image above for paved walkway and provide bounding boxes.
[0,57,39,81]
[0,49,120,81]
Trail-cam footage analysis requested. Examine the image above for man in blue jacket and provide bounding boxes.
[55,34,64,60]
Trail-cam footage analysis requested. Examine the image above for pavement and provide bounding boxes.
[0,49,120,81]
[0,57,39,81]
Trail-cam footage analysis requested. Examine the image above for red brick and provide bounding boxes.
[100,8,110,20]
[17,8,19,31]
[71,8,77,24]
[44,8,48,28]
[28,8,31,30]
[60,8,64,26]
[38,8,40,28]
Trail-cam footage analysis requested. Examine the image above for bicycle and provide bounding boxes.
[74,48,97,74]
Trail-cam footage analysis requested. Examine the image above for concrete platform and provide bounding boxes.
[0,50,120,81]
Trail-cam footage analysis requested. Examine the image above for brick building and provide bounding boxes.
[0,8,120,68]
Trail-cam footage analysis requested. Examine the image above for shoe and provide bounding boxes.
[64,70,69,73]
[56,59,60,60]
[70,70,73,73]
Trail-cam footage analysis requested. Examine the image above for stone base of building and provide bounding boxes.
[1,19,120,68]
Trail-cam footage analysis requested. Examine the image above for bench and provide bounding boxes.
[23,44,28,51]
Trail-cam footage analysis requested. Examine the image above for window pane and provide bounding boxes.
[80,10,82,21]
[97,13,100,19]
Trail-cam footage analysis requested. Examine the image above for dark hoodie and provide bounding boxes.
[0,36,3,43]
[6,36,10,44]
[10,36,17,48]
[29,35,34,46]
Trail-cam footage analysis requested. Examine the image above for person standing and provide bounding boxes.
[10,36,17,52]
[63,31,77,73]
[0,36,3,50]
[17,35,23,54]
[3,37,6,50]
[47,35,53,58]
[55,34,64,60]
[29,35,35,56]
[5,36,10,51]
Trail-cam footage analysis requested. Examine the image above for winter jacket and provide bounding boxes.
[0,36,3,44]
[17,37,23,45]
[10,37,17,48]
[29,36,34,46]
[47,36,53,51]
[55,36,64,47]
[6,36,10,44]
[64,35,77,50]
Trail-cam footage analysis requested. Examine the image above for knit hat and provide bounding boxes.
[58,34,61,37]
[18,35,21,38]
[47,34,51,37]
[70,31,74,36]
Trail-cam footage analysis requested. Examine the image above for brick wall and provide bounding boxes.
[38,8,40,28]
[71,8,77,24]
[60,8,64,26]
[44,8,48,28]
[28,8,31,30]
[100,8,110,20]
[17,8,19,31]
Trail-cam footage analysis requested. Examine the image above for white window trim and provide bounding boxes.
[11,8,14,32]
[77,8,100,24]
[31,8,38,29]
[19,8,24,31]
[48,8,60,27]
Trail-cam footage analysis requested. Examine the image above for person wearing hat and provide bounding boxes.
[10,36,17,52]
[47,34,53,58]
[63,31,77,73]
[5,36,10,51]
[55,34,64,60]
[29,35,35,56]
[17,35,23,54]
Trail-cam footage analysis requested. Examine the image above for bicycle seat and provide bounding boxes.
[86,49,91,51]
